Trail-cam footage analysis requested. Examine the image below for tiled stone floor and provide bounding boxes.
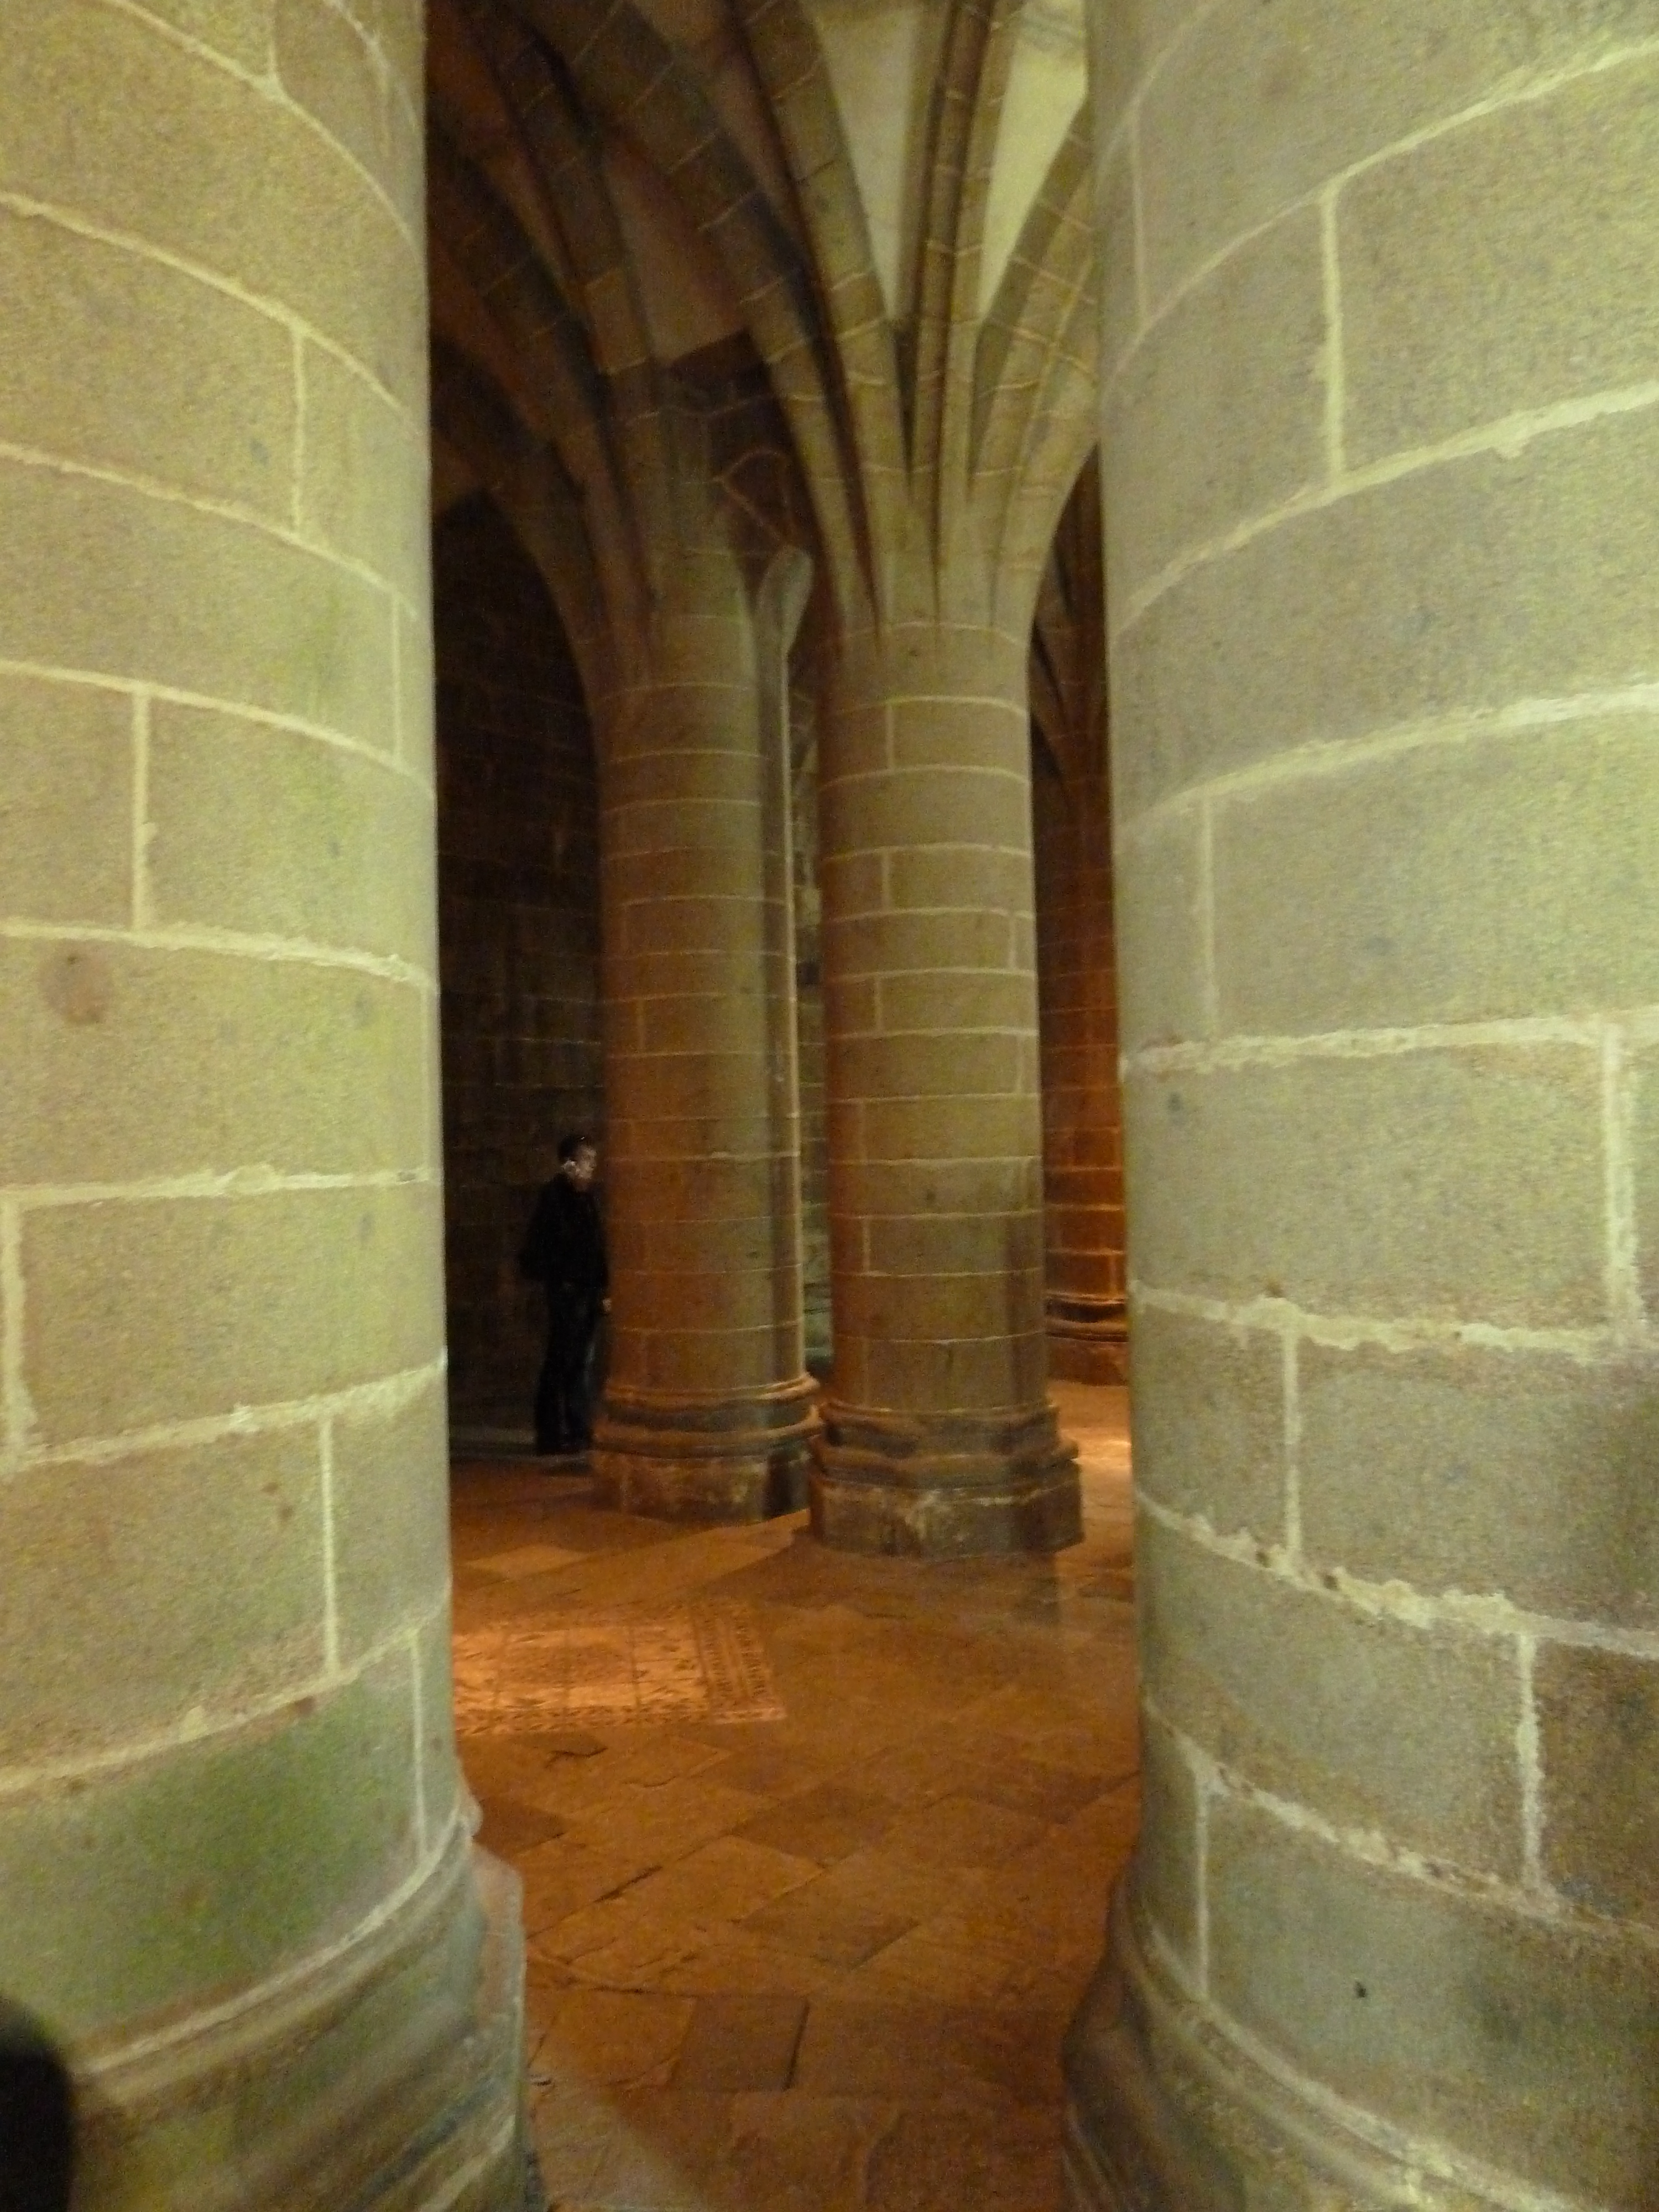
[450,1381,1137,2212]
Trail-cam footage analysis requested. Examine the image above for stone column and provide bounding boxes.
[811,617,1082,1555]
[1068,7,1659,2207]
[0,8,522,2205]
[592,549,816,1520]
[1033,721,1128,1384]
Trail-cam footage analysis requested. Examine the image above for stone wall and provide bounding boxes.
[434,491,602,1444]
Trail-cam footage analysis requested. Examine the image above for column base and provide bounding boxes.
[593,1375,819,1522]
[76,1827,529,2212]
[1064,1881,1522,2212]
[1046,1295,1130,1385]
[810,1399,1082,1556]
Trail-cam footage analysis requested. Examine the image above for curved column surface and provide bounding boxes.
[813,618,1081,1556]
[0,8,523,2205]
[1070,5,1659,2208]
[592,561,815,1521]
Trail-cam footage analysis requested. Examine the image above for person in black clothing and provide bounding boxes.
[519,1134,609,1457]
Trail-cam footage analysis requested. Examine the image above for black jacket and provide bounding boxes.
[519,1177,608,1295]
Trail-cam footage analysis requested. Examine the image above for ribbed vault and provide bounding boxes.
[424,0,1099,643]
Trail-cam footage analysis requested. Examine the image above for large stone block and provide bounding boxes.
[0,1426,325,1764]
[0,460,398,751]
[1088,0,1207,134]
[620,893,773,956]
[1113,406,1659,816]
[0,205,295,518]
[1623,1044,1659,1322]
[22,1182,444,1443]
[1300,1339,1659,1629]
[1536,1644,1659,1927]
[624,989,773,1058]
[0,940,427,1186]
[1094,128,1139,378]
[877,969,1035,1034]
[857,1093,1040,1167]
[835,1031,1024,1103]
[1207,1798,1659,2206]
[827,908,1018,978]
[300,340,428,602]
[604,844,768,903]
[414,1607,460,1844]
[0,2,423,402]
[888,846,1031,914]
[888,696,1026,771]
[821,764,1032,854]
[274,0,405,207]
[0,674,131,926]
[862,1215,1045,1288]
[1140,1517,1525,1875]
[397,598,436,778]
[1343,58,1659,466]
[1104,204,1326,598]
[858,1328,1047,1412]
[1133,1711,1200,1973]
[137,0,274,70]
[1110,811,1206,1047]
[1125,1044,1605,1327]
[842,1156,1039,1219]
[1130,1305,1286,1543]
[149,702,436,967]
[1213,714,1659,1034]
[0,1653,420,2042]
[837,1267,1042,1343]
[1136,0,1651,307]
[331,1377,451,1665]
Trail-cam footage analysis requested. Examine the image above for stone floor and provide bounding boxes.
[450,1381,1138,2212]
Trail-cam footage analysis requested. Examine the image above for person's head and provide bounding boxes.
[558,1133,597,1190]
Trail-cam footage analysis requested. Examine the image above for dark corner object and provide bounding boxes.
[0,2005,72,2212]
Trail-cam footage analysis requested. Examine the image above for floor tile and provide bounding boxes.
[879,1794,1050,1870]
[672,1994,808,2091]
[478,1797,568,1858]
[471,1542,588,1579]
[740,1879,917,1971]
[792,2001,1067,2108]
[732,1782,898,1864]
[539,1986,696,2089]
[448,1381,1138,2212]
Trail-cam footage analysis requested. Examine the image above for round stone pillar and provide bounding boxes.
[811,617,1082,1555]
[1069,7,1659,2208]
[592,552,816,1520]
[0,8,523,2205]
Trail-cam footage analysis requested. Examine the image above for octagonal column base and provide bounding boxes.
[593,1376,818,1522]
[810,1399,1081,1557]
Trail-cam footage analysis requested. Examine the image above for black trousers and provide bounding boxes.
[535,1286,601,1454]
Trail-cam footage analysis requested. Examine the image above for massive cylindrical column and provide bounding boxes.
[0,7,522,2203]
[1069,7,1659,2207]
[592,549,815,1520]
[811,617,1082,1555]
[1034,722,1127,1384]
